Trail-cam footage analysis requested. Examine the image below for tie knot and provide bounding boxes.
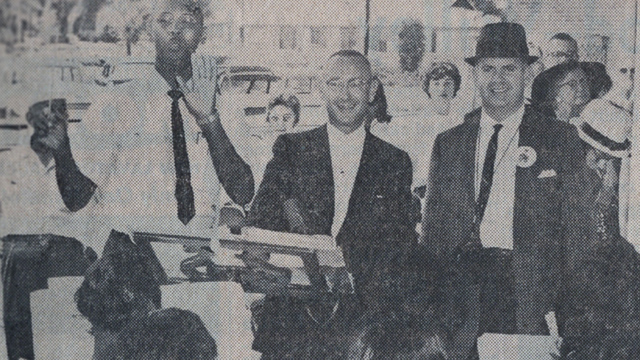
[168,89,184,101]
[493,124,503,133]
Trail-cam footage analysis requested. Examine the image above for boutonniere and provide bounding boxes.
[517,146,537,168]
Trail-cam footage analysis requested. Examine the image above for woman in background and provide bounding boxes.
[530,61,598,122]
[250,94,301,188]
[370,63,462,201]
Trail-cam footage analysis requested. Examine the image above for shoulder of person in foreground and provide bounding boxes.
[367,131,413,170]
[245,129,313,232]
[113,307,217,360]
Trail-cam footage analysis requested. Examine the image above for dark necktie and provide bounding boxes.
[168,89,195,225]
[471,123,503,240]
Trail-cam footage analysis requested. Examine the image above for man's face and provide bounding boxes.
[544,39,578,68]
[320,56,375,132]
[152,0,203,61]
[429,76,456,100]
[473,58,528,115]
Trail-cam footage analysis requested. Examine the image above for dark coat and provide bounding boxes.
[422,105,588,358]
[248,124,417,278]
[247,124,418,359]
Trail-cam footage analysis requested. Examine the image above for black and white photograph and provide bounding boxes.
[1,0,639,359]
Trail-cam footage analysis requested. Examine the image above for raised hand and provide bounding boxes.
[176,54,218,127]
[26,99,69,153]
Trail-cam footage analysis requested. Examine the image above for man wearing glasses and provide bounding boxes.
[39,0,254,253]
[247,50,417,359]
[544,33,579,69]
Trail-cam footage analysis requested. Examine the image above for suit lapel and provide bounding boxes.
[514,106,544,240]
[298,125,334,234]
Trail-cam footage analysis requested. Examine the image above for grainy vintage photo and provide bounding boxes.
[0,0,639,359]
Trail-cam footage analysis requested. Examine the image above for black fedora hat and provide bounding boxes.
[465,23,539,66]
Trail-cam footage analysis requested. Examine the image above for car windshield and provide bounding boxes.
[219,74,277,94]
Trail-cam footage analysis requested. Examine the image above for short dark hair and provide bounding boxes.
[422,62,462,98]
[75,231,161,332]
[550,33,578,49]
[370,77,392,125]
[327,50,372,72]
[115,308,217,360]
[347,310,448,360]
[267,94,301,127]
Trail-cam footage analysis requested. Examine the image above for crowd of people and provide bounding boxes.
[1,0,639,359]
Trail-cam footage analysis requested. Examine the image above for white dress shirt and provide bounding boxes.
[476,105,525,249]
[327,123,366,237]
[68,66,249,247]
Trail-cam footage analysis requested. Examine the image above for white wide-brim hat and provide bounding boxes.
[574,98,632,158]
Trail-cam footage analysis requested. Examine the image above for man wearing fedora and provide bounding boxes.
[422,23,588,359]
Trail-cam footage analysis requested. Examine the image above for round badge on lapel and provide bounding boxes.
[517,146,537,168]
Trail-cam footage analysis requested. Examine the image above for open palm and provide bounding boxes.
[176,54,218,125]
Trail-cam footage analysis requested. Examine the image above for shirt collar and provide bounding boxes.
[480,104,525,131]
[143,65,195,94]
[326,122,366,146]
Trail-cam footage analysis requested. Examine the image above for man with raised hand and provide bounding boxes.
[41,0,254,252]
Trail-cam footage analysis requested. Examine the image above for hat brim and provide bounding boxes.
[575,120,630,158]
[464,55,539,66]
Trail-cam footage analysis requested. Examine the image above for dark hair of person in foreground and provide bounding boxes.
[346,310,448,360]
[113,307,218,360]
[371,77,393,124]
[75,231,162,332]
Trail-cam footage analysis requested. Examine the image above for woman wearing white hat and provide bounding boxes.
[574,97,632,242]
[562,98,640,360]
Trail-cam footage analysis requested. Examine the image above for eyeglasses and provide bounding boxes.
[325,78,370,91]
[157,12,199,30]
[558,77,588,90]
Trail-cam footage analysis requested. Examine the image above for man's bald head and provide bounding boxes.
[323,50,372,78]
[320,50,376,134]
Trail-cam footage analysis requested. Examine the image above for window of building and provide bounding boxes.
[310,26,327,47]
[340,27,357,50]
[279,25,297,49]
[377,40,387,52]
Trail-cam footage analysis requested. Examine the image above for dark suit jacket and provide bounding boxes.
[248,124,417,278]
[422,105,588,357]
[247,124,417,358]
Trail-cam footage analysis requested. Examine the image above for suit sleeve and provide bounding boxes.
[246,134,291,232]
